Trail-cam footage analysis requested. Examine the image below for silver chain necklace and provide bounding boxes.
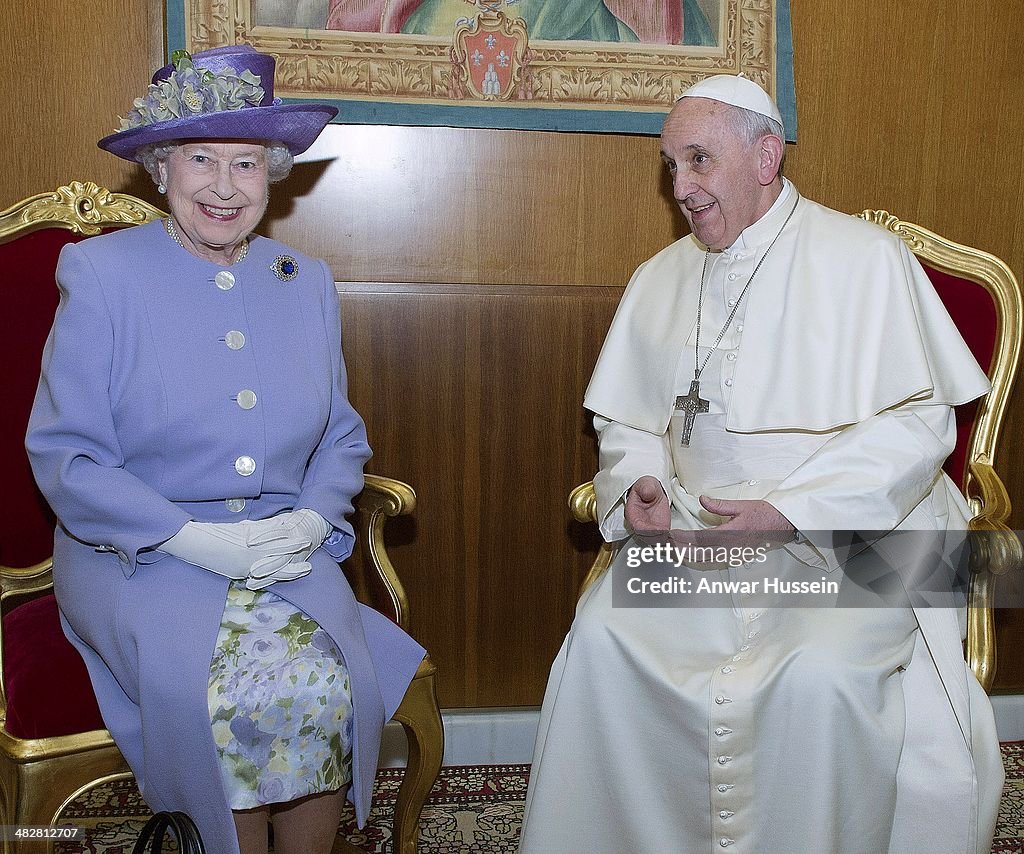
[164,216,249,265]
[674,197,800,446]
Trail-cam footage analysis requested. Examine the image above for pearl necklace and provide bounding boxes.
[164,216,249,265]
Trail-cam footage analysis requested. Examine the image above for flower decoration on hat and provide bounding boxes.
[117,50,267,132]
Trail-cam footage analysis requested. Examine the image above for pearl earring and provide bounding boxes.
[158,183,166,194]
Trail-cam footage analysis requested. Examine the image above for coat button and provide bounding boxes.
[215,271,235,290]
[225,498,246,512]
[234,456,256,476]
[236,390,258,410]
[225,330,246,350]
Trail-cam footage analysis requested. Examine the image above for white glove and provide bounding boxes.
[159,520,309,580]
[244,509,331,590]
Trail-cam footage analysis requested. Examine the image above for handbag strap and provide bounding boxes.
[132,811,207,854]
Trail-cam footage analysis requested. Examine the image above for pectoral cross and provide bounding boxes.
[674,379,709,447]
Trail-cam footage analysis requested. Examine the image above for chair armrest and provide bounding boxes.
[354,475,417,632]
[568,481,619,599]
[0,559,55,714]
[966,459,1022,691]
[569,482,598,524]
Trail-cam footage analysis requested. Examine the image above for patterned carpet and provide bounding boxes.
[53,747,1024,853]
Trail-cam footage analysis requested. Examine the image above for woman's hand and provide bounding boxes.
[244,509,331,589]
[159,520,310,579]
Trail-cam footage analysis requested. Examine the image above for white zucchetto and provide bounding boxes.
[678,74,783,125]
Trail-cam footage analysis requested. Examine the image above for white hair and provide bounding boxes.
[729,105,786,176]
[135,140,294,184]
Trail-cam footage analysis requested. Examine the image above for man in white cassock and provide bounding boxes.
[519,75,1003,854]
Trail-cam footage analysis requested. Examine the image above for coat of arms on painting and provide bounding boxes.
[449,2,531,101]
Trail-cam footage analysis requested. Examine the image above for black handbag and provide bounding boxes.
[131,811,206,854]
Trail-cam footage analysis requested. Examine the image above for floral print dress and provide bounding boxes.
[208,582,354,809]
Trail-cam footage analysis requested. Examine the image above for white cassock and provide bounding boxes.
[519,181,1003,854]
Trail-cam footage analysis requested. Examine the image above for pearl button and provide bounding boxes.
[724,378,733,387]
[726,352,737,361]
[225,330,245,350]
[234,455,256,476]
[225,498,246,513]
[236,390,258,410]
[215,271,235,290]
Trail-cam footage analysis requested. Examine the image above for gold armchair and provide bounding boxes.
[569,210,1024,692]
[0,183,442,853]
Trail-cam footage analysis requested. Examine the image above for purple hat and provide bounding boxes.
[98,45,338,160]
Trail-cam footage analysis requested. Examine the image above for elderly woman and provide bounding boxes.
[25,45,424,854]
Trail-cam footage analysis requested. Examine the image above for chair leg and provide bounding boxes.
[390,657,443,854]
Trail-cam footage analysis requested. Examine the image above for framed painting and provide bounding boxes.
[166,0,796,136]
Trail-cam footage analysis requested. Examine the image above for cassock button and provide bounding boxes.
[714,695,730,705]
[236,389,258,410]
[727,352,737,361]
[717,755,732,765]
[715,727,733,736]
[720,838,735,847]
[719,811,735,819]
[718,784,733,793]
[724,378,734,387]
[225,498,246,513]
[721,666,734,674]
[736,324,744,333]
[234,456,256,476]
[225,330,246,350]
[727,298,736,307]
[728,273,738,281]
[215,271,235,291]
[747,479,759,486]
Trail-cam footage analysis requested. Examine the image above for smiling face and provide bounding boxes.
[660,98,783,251]
[157,141,270,265]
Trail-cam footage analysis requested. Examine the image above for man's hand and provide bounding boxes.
[690,496,795,548]
[625,476,671,534]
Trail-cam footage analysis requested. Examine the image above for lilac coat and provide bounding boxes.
[26,220,425,854]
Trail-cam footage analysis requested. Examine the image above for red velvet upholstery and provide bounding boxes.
[922,263,998,489]
[2,227,104,739]
[2,595,104,737]
[1,229,89,569]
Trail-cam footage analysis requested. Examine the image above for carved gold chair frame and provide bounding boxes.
[0,182,442,854]
[569,210,1024,693]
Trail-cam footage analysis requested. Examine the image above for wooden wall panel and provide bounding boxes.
[5,0,1024,703]
[340,285,616,705]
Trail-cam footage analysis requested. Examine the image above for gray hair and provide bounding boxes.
[136,140,294,185]
[729,105,786,177]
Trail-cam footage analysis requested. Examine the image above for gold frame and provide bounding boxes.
[570,209,1024,692]
[182,0,778,116]
[0,183,442,852]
